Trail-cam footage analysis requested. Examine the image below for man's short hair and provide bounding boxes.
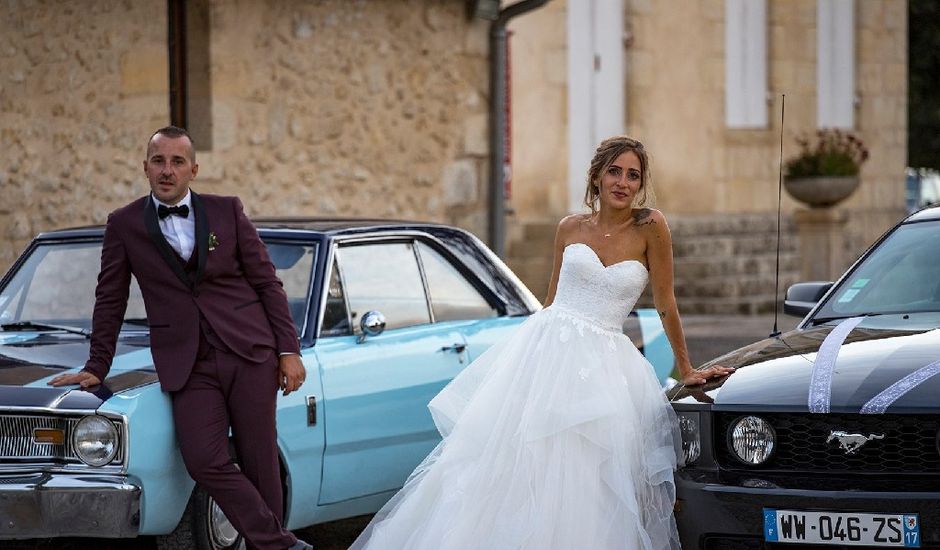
[148,126,196,162]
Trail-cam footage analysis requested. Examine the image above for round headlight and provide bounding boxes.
[729,415,775,465]
[72,415,119,467]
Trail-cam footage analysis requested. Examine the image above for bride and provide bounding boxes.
[350,136,734,549]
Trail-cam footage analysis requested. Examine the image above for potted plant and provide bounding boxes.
[784,129,869,208]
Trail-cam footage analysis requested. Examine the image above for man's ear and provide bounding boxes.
[191,163,199,178]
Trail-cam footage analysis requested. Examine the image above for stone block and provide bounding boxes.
[213,101,237,152]
[119,46,167,96]
[442,159,479,208]
[544,49,567,86]
[883,1,904,30]
[462,113,488,157]
[463,22,488,57]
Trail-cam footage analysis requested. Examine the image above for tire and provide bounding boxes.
[156,485,246,550]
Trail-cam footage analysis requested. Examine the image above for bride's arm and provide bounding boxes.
[644,209,733,385]
[543,215,580,307]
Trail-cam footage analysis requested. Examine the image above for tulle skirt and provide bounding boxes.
[349,306,683,550]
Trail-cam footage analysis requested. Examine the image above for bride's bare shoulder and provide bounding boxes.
[631,208,666,228]
[555,213,589,240]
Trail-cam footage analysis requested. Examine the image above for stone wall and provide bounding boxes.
[626,0,906,225]
[0,0,169,269]
[625,0,907,275]
[0,0,492,274]
[504,0,908,310]
[505,0,569,222]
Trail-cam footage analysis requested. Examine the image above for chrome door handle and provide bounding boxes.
[440,344,467,354]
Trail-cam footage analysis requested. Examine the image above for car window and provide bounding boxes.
[336,242,431,331]
[320,260,351,337]
[415,241,498,322]
[0,240,315,333]
[815,220,940,318]
[265,242,317,335]
[423,227,538,316]
[0,242,146,328]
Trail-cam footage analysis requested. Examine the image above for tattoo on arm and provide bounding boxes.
[659,310,667,319]
[633,208,656,226]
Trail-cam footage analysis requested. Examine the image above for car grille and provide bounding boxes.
[716,413,940,474]
[0,413,123,466]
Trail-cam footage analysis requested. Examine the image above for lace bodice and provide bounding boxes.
[550,243,649,332]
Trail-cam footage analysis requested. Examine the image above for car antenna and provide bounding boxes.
[770,94,785,339]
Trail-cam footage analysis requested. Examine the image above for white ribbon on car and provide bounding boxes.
[808,316,865,413]
[860,358,940,414]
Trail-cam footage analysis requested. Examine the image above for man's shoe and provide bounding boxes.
[288,540,314,550]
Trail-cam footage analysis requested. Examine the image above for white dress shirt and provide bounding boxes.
[153,191,195,261]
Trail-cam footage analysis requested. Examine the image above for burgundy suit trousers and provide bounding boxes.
[170,327,296,550]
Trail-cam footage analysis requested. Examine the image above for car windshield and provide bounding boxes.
[0,239,317,334]
[812,220,940,324]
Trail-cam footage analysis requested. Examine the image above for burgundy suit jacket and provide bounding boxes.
[83,192,300,391]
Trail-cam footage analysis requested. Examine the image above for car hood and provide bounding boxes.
[670,323,940,413]
[0,331,159,410]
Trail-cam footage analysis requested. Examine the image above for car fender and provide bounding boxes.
[98,382,194,535]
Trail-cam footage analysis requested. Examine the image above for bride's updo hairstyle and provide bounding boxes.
[583,135,655,214]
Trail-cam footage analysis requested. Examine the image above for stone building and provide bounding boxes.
[505,0,908,312]
[0,0,500,271]
[0,0,909,316]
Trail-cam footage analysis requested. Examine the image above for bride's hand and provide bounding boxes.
[681,365,735,386]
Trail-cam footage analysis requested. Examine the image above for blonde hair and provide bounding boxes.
[583,135,655,214]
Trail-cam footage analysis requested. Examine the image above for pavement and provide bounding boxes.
[682,313,788,367]
[3,314,790,550]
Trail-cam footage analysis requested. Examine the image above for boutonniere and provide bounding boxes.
[208,232,219,252]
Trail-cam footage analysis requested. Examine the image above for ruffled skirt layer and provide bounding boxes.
[350,306,683,550]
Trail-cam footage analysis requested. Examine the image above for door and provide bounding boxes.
[316,241,470,504]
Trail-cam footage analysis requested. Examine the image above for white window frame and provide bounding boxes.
[725,0,768,128]
[567,0,625,213]
[817,0,855,129]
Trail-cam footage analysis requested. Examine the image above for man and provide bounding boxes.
[49,126,313,550]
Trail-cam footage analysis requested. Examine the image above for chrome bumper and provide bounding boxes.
[0,472,140,539]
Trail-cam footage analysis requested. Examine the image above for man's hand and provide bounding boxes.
[278,354,306,396]
[47,371,102,388]
[680,365,735,386]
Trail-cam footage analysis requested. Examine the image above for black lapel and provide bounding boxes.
[144,195,192,290]
[191,192,209,289]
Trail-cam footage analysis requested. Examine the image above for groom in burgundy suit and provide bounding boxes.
[50,126,313,550]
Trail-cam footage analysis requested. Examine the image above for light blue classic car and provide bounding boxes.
[0,219,673,548]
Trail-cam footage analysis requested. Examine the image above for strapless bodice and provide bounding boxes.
[550,243,649,331]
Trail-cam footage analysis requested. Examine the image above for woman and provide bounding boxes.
[350,136,733,550]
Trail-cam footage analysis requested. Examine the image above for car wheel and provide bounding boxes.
[156,485,246,550]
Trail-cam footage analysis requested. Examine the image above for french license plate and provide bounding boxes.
[764,509,920,547]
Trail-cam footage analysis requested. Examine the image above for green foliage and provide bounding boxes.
[785,129,869,178]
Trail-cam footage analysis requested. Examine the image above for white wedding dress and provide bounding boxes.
[350,242,683,550]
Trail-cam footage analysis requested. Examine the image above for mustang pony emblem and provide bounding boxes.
[826,430,885,455]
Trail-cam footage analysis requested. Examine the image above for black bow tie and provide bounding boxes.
[158,204,190,220]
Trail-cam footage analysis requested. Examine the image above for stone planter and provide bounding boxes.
[783,176,860,208]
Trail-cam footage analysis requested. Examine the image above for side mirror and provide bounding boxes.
[783,282,833,317]
[357,310,387,343]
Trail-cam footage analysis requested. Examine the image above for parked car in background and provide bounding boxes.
[0,218,671,549]
[906,167,940,213]
[670,205,940,549]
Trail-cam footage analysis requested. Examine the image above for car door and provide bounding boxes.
[314,239,470,505]
[411,240,524,362]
